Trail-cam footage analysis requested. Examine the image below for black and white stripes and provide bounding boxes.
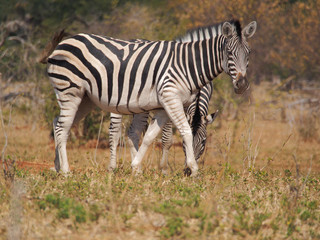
[46,20,257,175]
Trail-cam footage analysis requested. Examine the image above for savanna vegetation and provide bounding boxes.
[0,0,319,239]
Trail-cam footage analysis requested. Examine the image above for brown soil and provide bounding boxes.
[16,161,54,172]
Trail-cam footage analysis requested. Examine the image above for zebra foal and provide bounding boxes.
[41,19,256,176]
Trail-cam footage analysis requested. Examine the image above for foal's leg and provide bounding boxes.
[160,121,173,175]
[108,113,123,170]
[127,112,149,161]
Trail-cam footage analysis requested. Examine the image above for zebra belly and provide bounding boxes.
[91,88,161,115]
[182,92,198,107]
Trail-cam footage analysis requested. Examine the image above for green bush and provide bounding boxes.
[83,110,109,141]
[160,217,186,238]
[39,193,87,223]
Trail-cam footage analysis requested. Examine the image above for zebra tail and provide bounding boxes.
[38,29,68,64]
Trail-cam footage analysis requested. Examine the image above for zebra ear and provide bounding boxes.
[206,110,219,124]
[222,22,233,38]
[243,21,257,39]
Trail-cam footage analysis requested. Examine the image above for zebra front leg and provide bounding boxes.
[160,92,198,177]
[108,113,123,171]
[160,121,173,175]
[127,112,149,161]
[131,110,169,174]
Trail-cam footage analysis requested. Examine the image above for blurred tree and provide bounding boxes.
[1,0,319,139]
[167,0,320,82]
[1,0,117,33]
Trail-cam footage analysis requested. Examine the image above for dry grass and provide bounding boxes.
[0,82,319,239]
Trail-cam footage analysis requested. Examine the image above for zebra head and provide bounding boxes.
[186,97,218,162]
[221,20,257,94]
[192,111,218,161]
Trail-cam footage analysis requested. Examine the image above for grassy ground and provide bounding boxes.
[0,82,319,239]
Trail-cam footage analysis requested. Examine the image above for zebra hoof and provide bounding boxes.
[184,167,192,176]
[132,165,142,176]
[190,171,199,178]
[50,166,68,176]
[184,167,199,178]
[107,165,117,173]
[161,169,169,176]
[133,169,143,176]
[59,170,72,178]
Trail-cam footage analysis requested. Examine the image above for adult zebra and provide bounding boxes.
[42,19,257,176]
[109,21,255,174]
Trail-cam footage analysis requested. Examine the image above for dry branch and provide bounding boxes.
[7,36,37,53]
[287,98,320,108]
[0,20,28,48]
[0,102,15,182]
[0,90,33,104]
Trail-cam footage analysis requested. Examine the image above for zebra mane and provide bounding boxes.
[231,19,242,40]
[176,19,242,42]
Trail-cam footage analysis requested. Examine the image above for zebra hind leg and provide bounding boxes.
[53,92,83,174]
[53,117,60,171]
[160,121,173,175]
[108,113,123,171]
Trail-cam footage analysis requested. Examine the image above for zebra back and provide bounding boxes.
[176,24,222,43]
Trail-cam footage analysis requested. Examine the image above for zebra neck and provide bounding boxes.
[180,35,225,91]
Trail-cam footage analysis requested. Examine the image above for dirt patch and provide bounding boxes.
[15,161,54,172]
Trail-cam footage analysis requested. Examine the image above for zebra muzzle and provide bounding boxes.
[233,74,250,94]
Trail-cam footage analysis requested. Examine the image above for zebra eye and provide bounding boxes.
[226,46,232,55]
